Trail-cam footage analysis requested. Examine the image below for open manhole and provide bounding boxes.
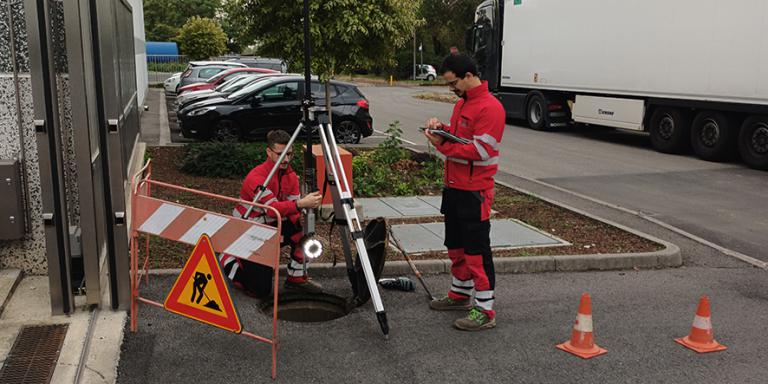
[261,292,353,322]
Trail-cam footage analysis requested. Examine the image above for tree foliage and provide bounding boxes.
[218,0,256,54]
[144,0,221,42]
[240,0,423,79]
[176,17,228,60]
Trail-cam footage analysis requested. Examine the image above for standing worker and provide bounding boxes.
[423,54,505,331]
[219,130,324,297]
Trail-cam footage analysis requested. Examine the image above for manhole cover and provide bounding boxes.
[0,324,68,384]
[261,292,353,323]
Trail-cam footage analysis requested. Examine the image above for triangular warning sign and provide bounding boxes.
[164,234,242,333]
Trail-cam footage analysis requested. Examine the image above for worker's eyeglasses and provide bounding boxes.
[446,78,460,88]
[270,148,294,158]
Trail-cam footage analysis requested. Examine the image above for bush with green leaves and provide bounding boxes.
[176,16,227,60]
[352,121,443,197]
[180,142,302,179]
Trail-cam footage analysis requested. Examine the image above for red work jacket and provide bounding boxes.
[234,158,301,223]
[435,81,505,191]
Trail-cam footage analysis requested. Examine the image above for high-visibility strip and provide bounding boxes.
[452,277,474,288]
[473,140,490,160]
[223,225,276,259]
[139,203,184,235]
[228,262,240,280]
[692,315,712,330]
[287,194,300,201]
[179,213,229,244]
[232,207,276,224]
[474,134,499,150]
[219,254,237,266]
[446,156,499,166]
[287,260,305,277]
[475,290,494,300]
[574,314,594,332]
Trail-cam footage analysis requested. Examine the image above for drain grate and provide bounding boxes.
[0,324,68,384]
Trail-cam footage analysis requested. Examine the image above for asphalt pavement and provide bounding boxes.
[361,85,768,263]
[118,266,767,384]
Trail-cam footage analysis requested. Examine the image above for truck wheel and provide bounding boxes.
[649,107,690,153]
[526,93,548,130]
[690,111,737,162]
[738,116,768,170]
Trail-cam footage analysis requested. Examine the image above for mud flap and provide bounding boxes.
[351,217,388,306]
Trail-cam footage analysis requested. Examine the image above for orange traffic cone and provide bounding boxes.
[675,295,727,353]
[556,293,607,359]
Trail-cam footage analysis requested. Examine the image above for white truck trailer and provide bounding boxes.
[467,0,768,170]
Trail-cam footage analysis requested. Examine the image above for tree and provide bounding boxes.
[176,17,228,60]
[144,0,221,41]
[218,0,256,54]
[240,0,423,79]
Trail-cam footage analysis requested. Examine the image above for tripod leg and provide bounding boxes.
[337,227,359,297]
[317,122,389,337]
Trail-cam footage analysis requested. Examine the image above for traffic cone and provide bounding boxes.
[675,295,727,353]
[556,293,607,359]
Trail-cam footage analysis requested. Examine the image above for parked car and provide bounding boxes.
[176,73,289,111]
[177,61,247,91]
[416,64,437,81]
[226,57,287,73]
[164,72,182,93]
[177,67,277,94]
[178,76,372,143]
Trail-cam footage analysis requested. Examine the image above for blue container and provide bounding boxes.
[146,41,179,63]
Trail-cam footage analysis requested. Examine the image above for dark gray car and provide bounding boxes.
[177,62,246,90]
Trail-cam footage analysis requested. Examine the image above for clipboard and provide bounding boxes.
[418,127,471,144]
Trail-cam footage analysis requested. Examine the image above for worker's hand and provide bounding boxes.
[425,117,443,130]
[297,191,322,209]
[424,129,445,147]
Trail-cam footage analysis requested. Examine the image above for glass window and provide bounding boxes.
[198,68,225,79]
[310,82,339,98]
[257,81,299,102]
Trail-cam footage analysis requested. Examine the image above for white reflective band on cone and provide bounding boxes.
[692,315,712,330]
[574,314,594,332]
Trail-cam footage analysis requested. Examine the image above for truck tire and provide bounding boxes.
[691,111,737,162]
[526,93,548,130]
[649,107,690,153]
[738,116,768,170]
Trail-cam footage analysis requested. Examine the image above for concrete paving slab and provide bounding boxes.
[0,269,21,316]
[392,219,568,254]
[418,195,442,210]
[356,198,401,219]
[380,196,441,217]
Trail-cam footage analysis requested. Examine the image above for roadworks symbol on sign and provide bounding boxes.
[164,234,242,333]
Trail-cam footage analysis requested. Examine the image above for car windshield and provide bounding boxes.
[215,75,248,91]
[205,70,229,84]
[227,77,277,100]
[219,75,263,93]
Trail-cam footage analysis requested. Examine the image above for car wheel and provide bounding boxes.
[738,116,768,170]
[691,111,737,161]
[213,119,242,142]
[649,107,690,154]
[526,92,548,130]
[426,74,435,81]
[335,120,361,144]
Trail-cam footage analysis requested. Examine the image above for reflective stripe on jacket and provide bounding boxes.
[234,158,301,222]
[435,81,505,191]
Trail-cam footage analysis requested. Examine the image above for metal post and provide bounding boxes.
[24,0,74,314]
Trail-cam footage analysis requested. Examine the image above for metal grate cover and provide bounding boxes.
[0,324,68,384]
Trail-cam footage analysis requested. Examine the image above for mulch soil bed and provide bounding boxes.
[141,146,662,269]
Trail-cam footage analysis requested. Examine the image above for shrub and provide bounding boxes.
[180,142,302,179]
[176,17,227,60]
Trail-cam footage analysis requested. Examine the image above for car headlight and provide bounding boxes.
[188,106,216,116]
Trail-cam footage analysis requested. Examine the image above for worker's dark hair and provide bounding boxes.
[439,53,479,78]
[266,130,291,148]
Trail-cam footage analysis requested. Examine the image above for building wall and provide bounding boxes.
[0,0,146,275]
[0,0,46,274]
[129,0,148,107]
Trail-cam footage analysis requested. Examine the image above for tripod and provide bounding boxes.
[241,112,389,338]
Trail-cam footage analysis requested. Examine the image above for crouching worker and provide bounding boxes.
[219,130,324,297]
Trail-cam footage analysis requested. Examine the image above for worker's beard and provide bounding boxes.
[453,89,465,98]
